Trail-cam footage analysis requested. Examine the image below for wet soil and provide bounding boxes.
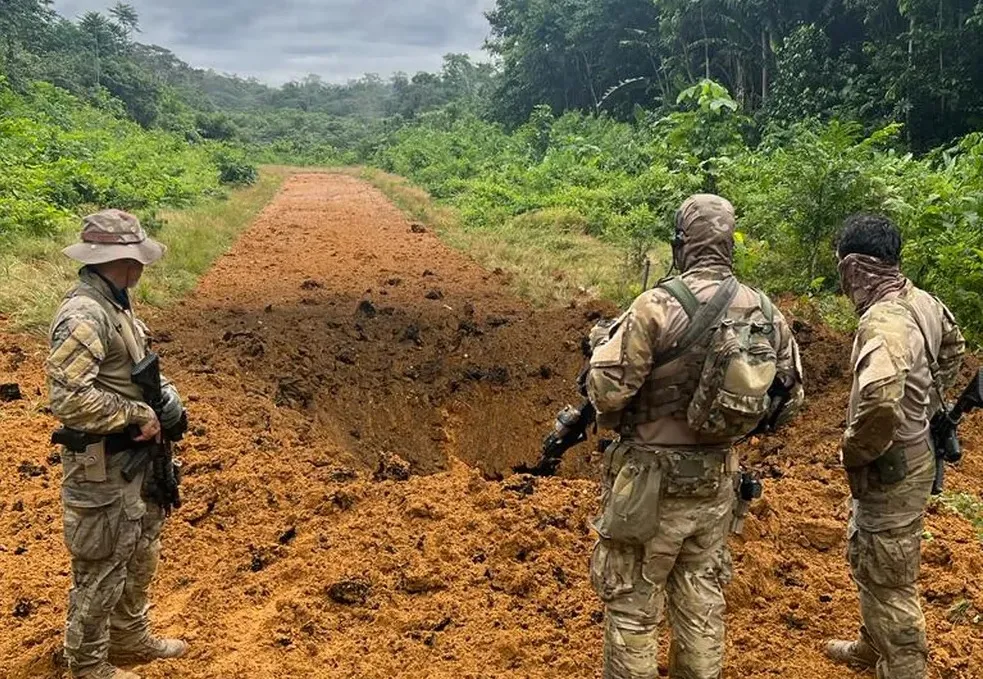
[1,173,981,678]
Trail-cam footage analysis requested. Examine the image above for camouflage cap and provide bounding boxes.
[675,194,735,271]
[62,209,165,266]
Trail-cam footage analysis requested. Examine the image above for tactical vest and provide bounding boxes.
[623,276,774,427]
[57,280,149,403]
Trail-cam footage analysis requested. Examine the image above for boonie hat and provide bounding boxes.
[63,209,165,266]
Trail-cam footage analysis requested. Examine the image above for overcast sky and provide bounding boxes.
[52,0,497,85]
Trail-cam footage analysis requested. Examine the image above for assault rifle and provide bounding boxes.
[930,368,983,495]
[516,399,598,477]
[122,352,186,514]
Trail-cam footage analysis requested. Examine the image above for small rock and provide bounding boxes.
[410,223,427,233]
[422,269,436,277]
[375,452,411,482]
[355,300,377,318]
[336,348,357,365]
[327,579,371,605]
[14,546,27,555]
[386,277,402,286]
[539,365,553,379]
[401,324,422,345]
[264,304,274,313]
[12,500,24,512]
[0,384,22,402]
[12,600,34,619]
[329,467,358,483]
[301,278,324,290]
[17,461,46,479]
[425,289,444,301]
[278,527,297,545]
[46,452,62,466]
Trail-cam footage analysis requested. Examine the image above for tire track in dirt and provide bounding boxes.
[1,172,981,678]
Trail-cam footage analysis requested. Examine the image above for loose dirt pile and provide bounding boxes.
[1,173,981,678]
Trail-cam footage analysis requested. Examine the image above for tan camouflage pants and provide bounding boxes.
[61,447,165,676]
[590,442,736,679]
[847,444,935,679]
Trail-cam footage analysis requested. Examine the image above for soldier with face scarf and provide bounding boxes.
[825,214,965,679]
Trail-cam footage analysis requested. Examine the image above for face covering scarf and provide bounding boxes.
[838,253,907,315]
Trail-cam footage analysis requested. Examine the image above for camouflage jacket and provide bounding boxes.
[842,283,965,468]
[45,268,174,434]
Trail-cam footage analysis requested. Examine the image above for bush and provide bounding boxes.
[0,79,237,240]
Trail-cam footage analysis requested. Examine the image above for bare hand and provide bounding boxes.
[134,414,161,442]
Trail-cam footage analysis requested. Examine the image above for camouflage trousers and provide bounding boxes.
[61,446,165,676]
[846,443,935,679]
[590,442,736,679]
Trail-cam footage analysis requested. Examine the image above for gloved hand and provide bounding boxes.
[160,385,186,432]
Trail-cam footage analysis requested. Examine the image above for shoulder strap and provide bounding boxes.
[660,277,701,319]
[757,290,775,324]
[654,276,739,369]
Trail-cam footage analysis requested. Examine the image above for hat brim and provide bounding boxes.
[63,238,165,266]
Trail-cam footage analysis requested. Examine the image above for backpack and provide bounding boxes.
[658,277,779,438]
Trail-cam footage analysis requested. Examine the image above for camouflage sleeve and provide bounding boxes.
[936,300,966,393]
[45,316,155,433]
[770,307,805,427]
[586,292,664,415]
[841,318,909,469]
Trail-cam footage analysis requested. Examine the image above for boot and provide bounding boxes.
[76,661,142,679]
[109,637,188,664]
[825,639,879,669]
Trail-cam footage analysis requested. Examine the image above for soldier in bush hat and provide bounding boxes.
[45,210,188,679]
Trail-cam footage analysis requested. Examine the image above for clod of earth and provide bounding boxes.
[375,452,411,482]
[425,289,444,300]
[410,223,427,233]
[301,278,324,289]
[0,383,22,402]
[327,579,371,605]
[356,300,377,318]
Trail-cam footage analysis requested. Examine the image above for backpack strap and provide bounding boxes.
[660,277,701,319]
[655,276,739,369]
[757,290,775,324]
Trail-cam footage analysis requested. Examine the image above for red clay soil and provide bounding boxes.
[1,172,981,679]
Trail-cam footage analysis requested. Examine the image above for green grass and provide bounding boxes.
[355,167,666,308]
[0,166,291,333]
[936,492,983,539]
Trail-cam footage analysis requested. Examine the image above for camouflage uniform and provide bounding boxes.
[586,195,804,679]
[46,211,186,678]
[831,254,965,679]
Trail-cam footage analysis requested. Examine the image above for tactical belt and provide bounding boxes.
[51,427,144,455]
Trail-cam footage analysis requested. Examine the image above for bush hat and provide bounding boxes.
[62,209,165,266]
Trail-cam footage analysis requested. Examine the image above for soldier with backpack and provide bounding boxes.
[585,194,804,679]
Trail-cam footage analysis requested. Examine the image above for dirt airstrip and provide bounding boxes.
[1,173,981,678]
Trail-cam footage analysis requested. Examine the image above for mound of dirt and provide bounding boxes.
[1,173,981,678]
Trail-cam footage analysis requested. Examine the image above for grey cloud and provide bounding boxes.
[52,0,495,84]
